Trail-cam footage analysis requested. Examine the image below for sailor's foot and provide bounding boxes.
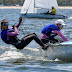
[42,43,50,50]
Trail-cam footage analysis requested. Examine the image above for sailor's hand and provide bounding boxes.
[19,17,22,23]
[12,25,15,29]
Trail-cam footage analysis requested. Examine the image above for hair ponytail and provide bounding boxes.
[1,19,8,30]
[1,21,4,30]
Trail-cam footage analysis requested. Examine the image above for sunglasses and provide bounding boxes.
[61,25,64,27]
[3,23,9,26]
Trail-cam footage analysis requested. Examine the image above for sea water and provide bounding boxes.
[0,8,72,72]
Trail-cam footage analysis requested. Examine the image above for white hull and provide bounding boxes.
[20,13,67,19]
[42,41,72,61]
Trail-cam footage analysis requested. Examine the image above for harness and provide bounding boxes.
[46,32,58,38]
[9,36,20,45]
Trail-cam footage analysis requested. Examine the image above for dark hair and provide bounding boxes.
[1,20,4,29]
[52,6,54,9]
[1,19,7,29]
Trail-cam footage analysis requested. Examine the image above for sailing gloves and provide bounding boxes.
[19,17,22,23]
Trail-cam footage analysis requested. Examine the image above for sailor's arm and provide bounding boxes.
[7,27,18,36]
[53,30,68,42]
[16,17,22,28]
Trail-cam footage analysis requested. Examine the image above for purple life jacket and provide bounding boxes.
[1,30,9,44]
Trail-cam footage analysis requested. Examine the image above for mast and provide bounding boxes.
[34,0,35,13]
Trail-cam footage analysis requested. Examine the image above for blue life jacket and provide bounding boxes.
[1,29,9,44]
[1,29,19,45]
[1,29,15,44]
[42,24,60,38]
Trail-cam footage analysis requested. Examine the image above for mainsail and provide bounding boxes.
[21,0,58,14]
[21,0,35,13]
[35,0,58,9]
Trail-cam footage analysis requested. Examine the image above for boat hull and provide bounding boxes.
[42,41,72,61]
[20,13,67,19]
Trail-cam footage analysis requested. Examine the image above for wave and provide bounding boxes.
[68,16,72,19]
[0,45,60,62]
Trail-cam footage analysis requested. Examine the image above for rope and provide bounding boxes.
[18,19,30,35]
[24,0,32,15]
[18,20,25,35]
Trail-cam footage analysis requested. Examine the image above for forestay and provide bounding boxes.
[21,0,35,13]
[21,0,58,14]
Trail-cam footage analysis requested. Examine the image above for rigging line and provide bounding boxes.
[18,19,29,35]
[18,20,25,35]
[34,0,35,13]
[25,0,33,15]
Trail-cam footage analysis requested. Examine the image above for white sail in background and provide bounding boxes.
[35,0,58,13]
[21,0,58,14]
[21,0,35,13]
[20,0,67,19]
[35,0,58,9]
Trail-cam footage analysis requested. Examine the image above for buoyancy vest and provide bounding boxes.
[50,8,56,14]
[1,29,19,44]
[42,24,60,38]
[1,29,9,44]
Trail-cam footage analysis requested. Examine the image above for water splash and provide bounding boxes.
[0,45,60,62]
[0,51,24,60]
[68,17,72,19]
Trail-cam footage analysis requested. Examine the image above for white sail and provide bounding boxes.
[21,0,58,14]
[35,0,58,13]
[21,0,35,13]
[35,0,58,9]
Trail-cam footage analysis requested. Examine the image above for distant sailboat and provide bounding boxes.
[20,0,67,19]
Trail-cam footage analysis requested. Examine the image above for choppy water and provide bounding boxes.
[0,8,72,72]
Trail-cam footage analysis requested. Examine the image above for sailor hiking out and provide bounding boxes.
[40,19,68,44]
[1,17,49,50]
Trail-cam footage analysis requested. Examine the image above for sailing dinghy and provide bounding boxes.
[42,41,72,61]
[20,0,67,19]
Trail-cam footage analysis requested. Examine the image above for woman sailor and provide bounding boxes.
[1,17,48,50]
